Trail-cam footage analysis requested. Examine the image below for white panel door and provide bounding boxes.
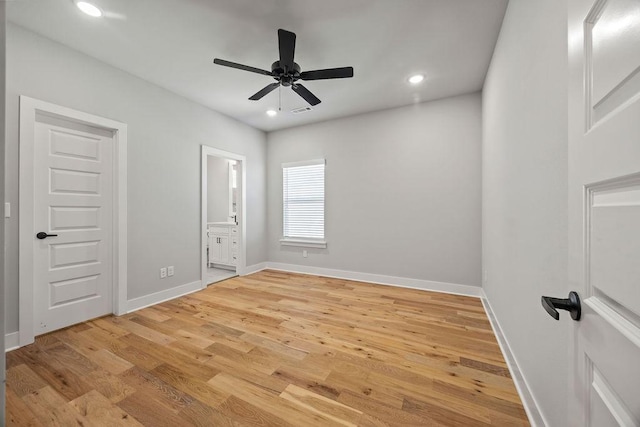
[569,0,640,425]
[33,113,114,335]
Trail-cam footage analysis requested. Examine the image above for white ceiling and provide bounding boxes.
[8,0,508,132]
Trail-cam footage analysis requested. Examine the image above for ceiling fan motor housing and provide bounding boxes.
[272,61,301,86]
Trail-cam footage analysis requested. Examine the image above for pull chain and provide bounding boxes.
[279,84,282,111]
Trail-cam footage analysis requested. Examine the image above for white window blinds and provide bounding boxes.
[283,160,325,240]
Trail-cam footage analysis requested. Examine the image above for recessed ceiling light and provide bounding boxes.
[408,74,424,84]
[76,2,103,17]
[266,110,278,117]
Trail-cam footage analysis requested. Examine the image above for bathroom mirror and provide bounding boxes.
[229,160,238,219]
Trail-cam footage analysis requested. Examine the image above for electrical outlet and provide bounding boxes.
[167,266,174,277]
[160,267,167,279]
[303,250,308,258]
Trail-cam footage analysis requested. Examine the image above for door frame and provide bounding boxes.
[200,145,247,285]
[18,96,128,346]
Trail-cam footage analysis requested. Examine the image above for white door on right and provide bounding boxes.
[568,0,640,425]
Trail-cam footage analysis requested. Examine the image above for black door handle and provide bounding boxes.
[36,232,58,240]
[541,291,581,321]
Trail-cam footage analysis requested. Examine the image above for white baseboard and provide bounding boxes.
[241,262,268,276]
[265,262,483,298]
[5,331,20,352]
[481,292,546,427]
[127,280,202,313]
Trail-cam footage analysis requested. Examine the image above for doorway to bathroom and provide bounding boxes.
[201,146,246,285]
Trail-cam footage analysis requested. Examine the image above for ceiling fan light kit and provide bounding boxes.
[213,29,354,108]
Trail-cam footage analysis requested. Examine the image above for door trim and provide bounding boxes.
[18,96,128,346]
[201,145,247,285]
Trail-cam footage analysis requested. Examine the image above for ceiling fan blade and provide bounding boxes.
[278,29,296,72]
[249,82,280,100]
[300,67,354,81]
[292,83,321,106]
[213,58,273,76]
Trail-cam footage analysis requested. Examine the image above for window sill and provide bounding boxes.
[280,238,327,249]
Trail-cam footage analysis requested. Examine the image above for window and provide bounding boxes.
[281,159,326,248]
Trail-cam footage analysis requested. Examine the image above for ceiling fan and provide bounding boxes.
[213,29,354,107]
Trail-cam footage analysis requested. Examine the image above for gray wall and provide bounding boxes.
[267,93,482,286]
[207,156,230,223]
[4,25,268,331]
[0,2,6,419]
[482,0,568,425]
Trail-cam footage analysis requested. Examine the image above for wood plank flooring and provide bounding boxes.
[6,270,529,426]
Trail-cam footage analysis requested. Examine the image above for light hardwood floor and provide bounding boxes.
[6,270,529,426]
